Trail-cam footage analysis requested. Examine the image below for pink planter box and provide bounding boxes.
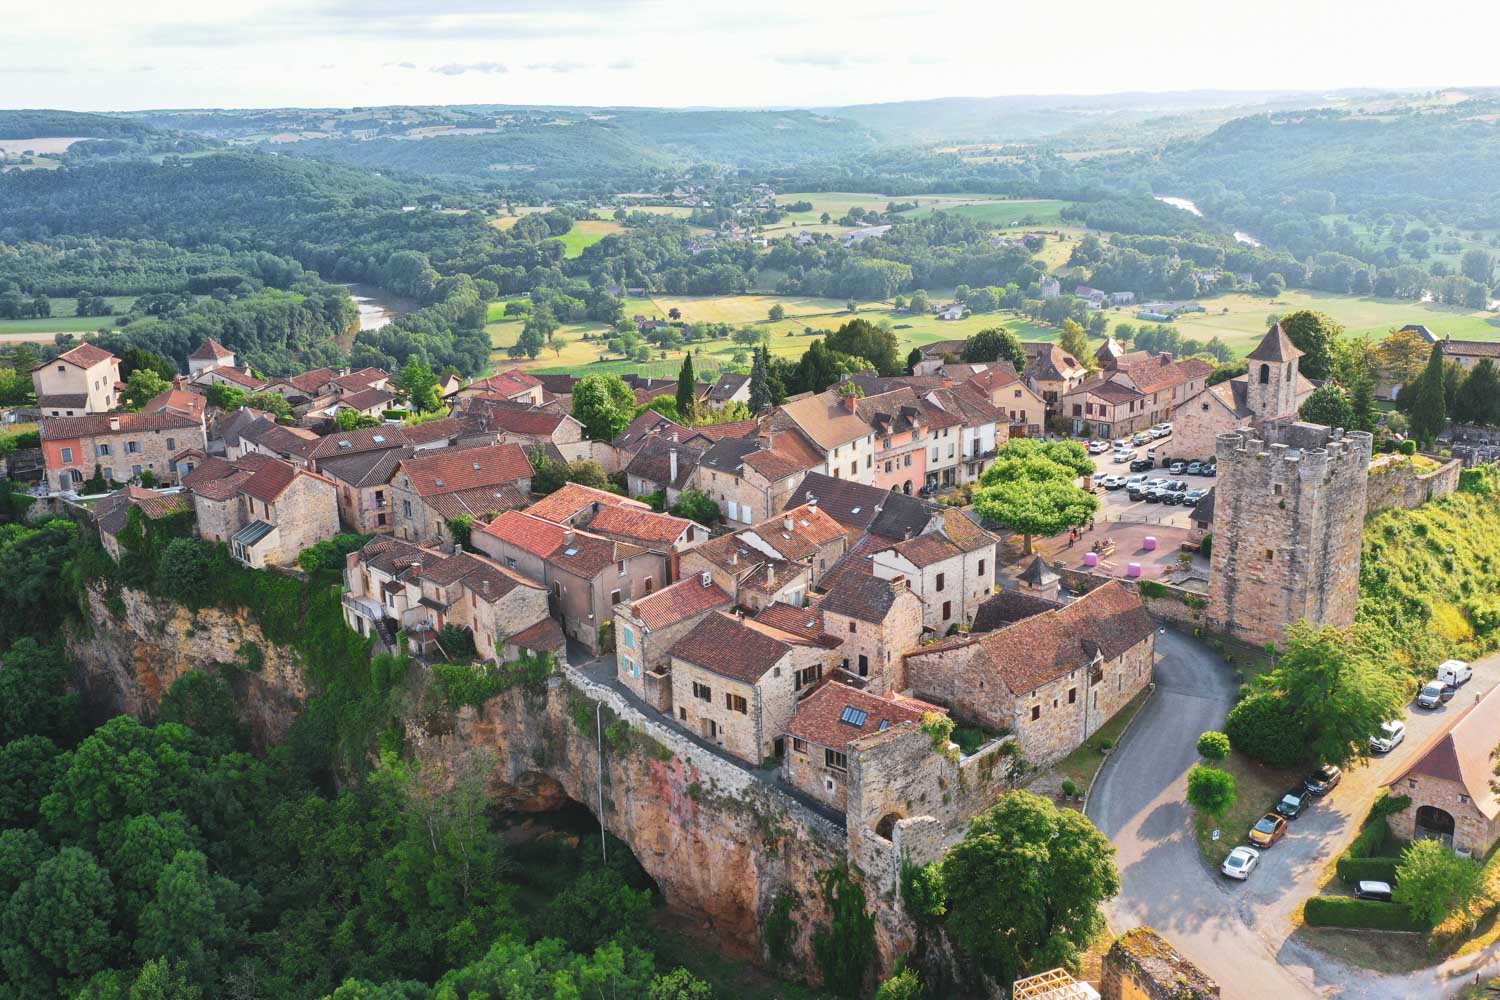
[1127,562,1142,578]
[1143,536,1157,551]
[1084,552,1099,568]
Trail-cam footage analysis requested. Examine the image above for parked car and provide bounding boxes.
[1186,461,1204,475]
[1168,461,1187,475]
[1130,457,1155,472]
[1203,463,1217,477]
[1113,449,1135,463]
[1145,478,1170,490]
[1112,438,1130,450]
[1088,440,1110,455]
[1101,475,1126,489]
[1127,486,1147,501]
[1158,422,1173,436]
[1162,490,1186,506]
[1124,474,1149,489]
[1417,680,1457,708]
[1184,489,1208,506]
[1275,788,1310,819]
[1436,659,1473,686]
[1304,764,1342,796]
[1248,812,1289,847]
[1354,881,1394,902]
[1151,423,1172,439]
[1370,720,1406,753]
[1162,480,1189,492]
[1221,845,1260,880]
[1132,432,1152,447]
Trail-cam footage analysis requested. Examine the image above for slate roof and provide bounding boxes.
[612,410,690,453]
[925,383,1005,425]
[707,372,750,402]
[398,444,532,495]
[668,611,793,684]
[818,574,912,624]
[402,417,464,446]
[782,472,888,531]
[785,681,931,750]
[1069,377,1143,405]
[243,421,321,458]
[698,437,762,477]
[1384,684,1500,819]
[1018,554,1059,588]
[625,574,733,630]
[340,387,396,411]
[1246,323,1303,364]
[40,410,202,440]
[971,588,1062,633]
[37,393,88,409]
[625,436,703,490]
[316,446,411,489]
[1023,342,1087,382]
[815,533,891,593]
[530,373,579,396]
[906,580,1154,695]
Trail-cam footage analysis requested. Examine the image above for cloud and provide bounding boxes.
[431,61,509,76]
[384,61,418,69]
[525,61,588,73]
[131,65,156,73]
[607,58,637,71]
[772,51,882,69]
[0,65,68,74]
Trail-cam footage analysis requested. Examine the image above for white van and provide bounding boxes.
[1436,659,1472,686]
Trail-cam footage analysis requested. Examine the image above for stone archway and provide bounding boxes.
[875,811,905,840]
[1415,804,1456,846]
[903,480,913,495]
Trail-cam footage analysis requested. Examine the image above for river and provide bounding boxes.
[1153,195,1262,248]
[341,283,415,332]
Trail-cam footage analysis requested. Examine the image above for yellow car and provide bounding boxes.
[1248,812,1288,848]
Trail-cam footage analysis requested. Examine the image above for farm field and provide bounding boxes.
[548,220,624,258]
[766,192,1071,232]
[0,296,136,340]
[944,199,1071,226]
[488,206,554,230]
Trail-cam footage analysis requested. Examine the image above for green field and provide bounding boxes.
[766,192,1071,233]
[945,200,1071,226]
[0,296,136,341]
[546,220,624,258]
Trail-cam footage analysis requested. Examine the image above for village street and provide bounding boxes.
[1088,630,1500,999]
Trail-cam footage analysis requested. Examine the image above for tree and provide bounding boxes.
[1395,838,1484,930]
[768,304,786,322]
[1186,764,1236,819]
[1298,385,1356,429]
[1461,248,1495,287]
[1279,310,1342,381]
[824,318,901,376]
[811,866,876,999]
[794,339,845,395]
[243,391,291,420]
[675,354,698,425]
[962,327,1027,373]
[907,289,930,315]
[202,383,246,411]
[122,369,172,411]
[973,441,1098,553]
[1058,319,1089,363]
[1225,691,1303,768]
[647,968,714,1000]
[336,409,382,431]
[904,347,923,375]
[395,359,441,413]
[749,346,772,413]
[874,967,923,1000]
[134,850,247,983]
[1453,359,1500,426]
[1261,272,1286,297]
[571,374,636,441]
[1347,359,1378,431]
[1196,731,1231,761]
[941,791,1118,985]
[1373,327,1433,389]
[0,846,119,992]
[1409,343,1449,445]
[669,489,720,527]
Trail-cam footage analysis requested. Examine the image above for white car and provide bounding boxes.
[1150,423,1171,439]
[1131,432,1152,446]
[1100,474,1126,489]
[1112,438,1130,450]
[1124,474,1149,489]
[1087,440,1110,455]
[1221,845,1260,880]
[1370,720,1405,754]
[1113,449,1135,463]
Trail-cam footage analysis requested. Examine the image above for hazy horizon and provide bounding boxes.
[7,0,1500,113]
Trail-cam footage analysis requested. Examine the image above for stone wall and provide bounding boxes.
[1387,774,1500,858]
[1101,927,1218,1000]
[1364,453,1462,516]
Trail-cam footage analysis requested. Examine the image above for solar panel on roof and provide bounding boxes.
[840,706,868,727]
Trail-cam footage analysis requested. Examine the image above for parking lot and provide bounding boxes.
[1085,432,1218,530]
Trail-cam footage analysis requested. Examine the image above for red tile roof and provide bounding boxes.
[237,460,301,504]
[424,483,531,520]
[685,419,760,443]
[755,600,841,648]
[461,370,542,398]
[510,616,567,652]
[1384,685,1500,818]
[48,343,117,370]
[1117,355,1215,395]
[402,417,463,446]
[626,574,733,630]
[586,504,692,546]
[332,368,388,392]
[340,387,396,411]
[744,503,848,561]
[398,444,532,495]
[668,611,792,684]
[482,510,567,558]
[40,410,202,441]
[142,388,206,419]
[525,483,643,523]
[308,425,409,459]
[284,368,336,395]
[189,338,234,361]
[205,367,266,390]
[785,681,932,750]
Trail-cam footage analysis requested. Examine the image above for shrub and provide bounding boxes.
[669,489,720,527]
[431,652,555,708]
[1399,439,1418,455]
[1395,838,1485,930]
[764,892,797,966]
[1199,533,1213,558]
[1225,690,1306,768]
[1097,737,1113,751]
[1303,896,1422,931]
[1196,731,1231,761]
[1138,579,1169,600]
[1336,855,1401,886]
[1061,779,1077,797]
[1186,764,1236,818]
[899,859,946,924]
[812,866,876,999]
[874,967,924,1000]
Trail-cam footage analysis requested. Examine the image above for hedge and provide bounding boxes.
[1336,792,1412,885]
[1336,855,1401,886]
[1303,896,1422,931]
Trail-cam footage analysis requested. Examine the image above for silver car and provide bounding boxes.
[1370,720,1405,753]
[1221,845,1260,880]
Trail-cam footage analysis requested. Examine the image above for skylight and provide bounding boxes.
[337,440,352,449]
[878,720,889,731]
[850,506,861,514]
[435,478,445,487]
[564,547,579,556]
[840,706,868,727]
[372,435,385,443]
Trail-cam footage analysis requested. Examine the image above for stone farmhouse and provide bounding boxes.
[783,680,941,810]
[32,343,122,417]
[1384,684,1500,858]
[388,444,534,546]
[767,390,880,485]
[447,369,545,406]
[182,453,341,568]
[1438,336,1500,372]
[41,410,207,492]
[816,574,924,695]
[903,581,1155,764]
[1062,352,1213,440]
[1022,341,1090,420]
[613,572,735,710]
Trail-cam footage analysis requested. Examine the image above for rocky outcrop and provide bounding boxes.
[65,585,915,988]
[67,586,306,749]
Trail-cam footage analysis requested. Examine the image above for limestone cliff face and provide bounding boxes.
[67,587,306,749]
[66,586,914,987]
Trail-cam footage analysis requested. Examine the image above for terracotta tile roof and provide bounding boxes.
[586,504,692,546]
[939,508,996,552]
[1384,685,1500,818]
[49,343,117,370]
[248,422,321,458]
[189,469,252,502]
[37,393,88,409]
[180,456,236,490]
[459,398,568,436]
[511,616,567,652]
[459,559,544,603]
[340,387,396,411]
[237,459,301,503]
[461,370,542,398]
[480,510,642,577]
[668,611,793,684]
[309,425,409,459]
[966,365,1022,393]
[755,600,841,648]
[399,444,532,496]
[1441,340,1500,359]
[625,574,733,630]
[777,390,872,451]
[40,410,202,440]
[526,483,643,523]
[189,338,234,361]
[1068,377,1142,405]
[417,551,513,589]
[1116,355,1214,395]
[743,430,824,481]
[743,503,847,561]
[917,339,967,358]
[205,367,266,390]
[284,367,337,395]
[402,417,463,446]
[683,418,759,443]
[142,388,206,419]
[890,531,963,568]
[625,437,703,490]
[819,574,912,624]
[905,580,1154,695]
[816,533,890,593]
[96,486,192,536]
[785,681,932,750]
[332,368,388,392]
[612,410,690,452]
[354,536,432,577]
[424,482,532,521]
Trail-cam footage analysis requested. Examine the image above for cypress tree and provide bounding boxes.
[675,354,697,424]
[1409,343,1448,445]
[749,347,771,413]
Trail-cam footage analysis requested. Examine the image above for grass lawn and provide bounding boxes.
[0,296,136,339]
[547,220,625,258]
[1054,688,1153,797]
[488,206,553,230]
[1193,749,1301,868]
[946,200,1071,226]
[1292,926,1430,975]
[768,191,1068,231]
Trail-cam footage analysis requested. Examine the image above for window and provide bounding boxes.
[848,621,856,634]
[377,513,387,527]
[166,438,175,451]
[622,627,634,649]
[931,447,939,462]
[1068,688,1077,704]
[865,455,872,468]
[1259,363,1270,384]
[679,707,687,721]
[858,654,869,677]
[96,443,111,456]
[617,561,626,576]
[644,578,654,594]
[948,443,955,458]
[725,693,747,714]
[903,454,911,467]
[1031,705,1040,721]
[884,460,892,473]
[610,589,621,606]
[60,447,74,464]
[126,440,141,454]
[792,737,807,754]
[103,467,113,481]
[795,663,821,690]
[977,559,985,577]
[935,572,945,591]
[505,557,517,570]
[825,749,848,771]
[1264,549,1275,563]
[131,465,142,478]
[1273,483,1282,496]
[403,499,413,519]
[692,681,712,702]
[942,600,951,620]
[849,462,856,476]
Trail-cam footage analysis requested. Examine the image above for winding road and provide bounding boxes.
[1086,628,1500,998]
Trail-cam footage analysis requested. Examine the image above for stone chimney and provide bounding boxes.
[669,448,678,483]
[1160,353,1174,365]
[563,529,575,546]
[482,579,491,596]
[807,496,818,509]
[783,515,794,531]
[891,575,907,592]
[730,551,738,566]
[108,415,121,431]
[767,565,776,586]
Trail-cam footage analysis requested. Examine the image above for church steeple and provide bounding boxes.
[1246,323,1302,420]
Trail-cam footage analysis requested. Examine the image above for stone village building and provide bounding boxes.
[902,581,1155,764]
[613,572,736,711]
[182,453,341,568]
[782,680,941,810]
[42,410,207,492]
[1383,684,1500,858]
[389,444,534,546]
[32,343,122,417]
[1171,323,1318,462]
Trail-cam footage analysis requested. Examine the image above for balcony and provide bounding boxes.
[342,592,385,621]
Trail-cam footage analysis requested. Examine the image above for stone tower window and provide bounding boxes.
[1273,484,1283,496]
[1259,364,1270,384]
[1264,549,1275,562]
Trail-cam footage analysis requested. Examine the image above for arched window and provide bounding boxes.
[1259,363,1270,385]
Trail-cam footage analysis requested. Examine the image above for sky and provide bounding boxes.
[7,0,1500,112]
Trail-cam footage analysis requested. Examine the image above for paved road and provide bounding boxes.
[1088,629,1500,998]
